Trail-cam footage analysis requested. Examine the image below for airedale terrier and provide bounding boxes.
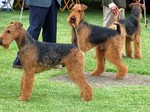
[67,4,128,79]
[118,2,145,59]
[0,22,93,101]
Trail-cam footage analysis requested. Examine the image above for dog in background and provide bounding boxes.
[67,4,128,79]
[118,2,145,59]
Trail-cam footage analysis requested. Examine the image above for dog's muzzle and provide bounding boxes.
[70,16,76,24]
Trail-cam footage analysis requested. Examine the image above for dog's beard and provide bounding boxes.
[0,40,10,49]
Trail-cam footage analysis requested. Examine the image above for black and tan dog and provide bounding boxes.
[118,2,145,59]
[0,22,93,101]
[67,4,128,79]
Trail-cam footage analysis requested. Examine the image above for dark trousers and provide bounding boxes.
[27,0,58,43]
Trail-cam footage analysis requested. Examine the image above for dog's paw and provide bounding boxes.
[91,71,100,77]
[18,96,30,101]
[114,75,124,80]
[134,55,142,59]
[80,85,93,101]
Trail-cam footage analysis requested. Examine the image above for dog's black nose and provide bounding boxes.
[70,16,76,24]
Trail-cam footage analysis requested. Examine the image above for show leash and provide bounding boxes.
[19,0,25,22]
[143,0,148,27]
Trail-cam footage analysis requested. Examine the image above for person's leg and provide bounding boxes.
[103,6,114,27]
[13,52,22,68]
[27,6,49,40]
[42,0,64,69]
[42,0,58,43]
[13,6,49,68]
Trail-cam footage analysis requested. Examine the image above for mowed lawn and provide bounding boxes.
[0,8,150,112]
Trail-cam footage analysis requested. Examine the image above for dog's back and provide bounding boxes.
[35,41,77,66]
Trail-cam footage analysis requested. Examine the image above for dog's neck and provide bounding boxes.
[15,28,35,50]
[76,20,90,33]
[72,26,78,46]
[78,19,88,28]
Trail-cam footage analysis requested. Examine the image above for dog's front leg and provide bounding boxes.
[125,39,133,58]
[18,70,35,101]
[91,46,106,76]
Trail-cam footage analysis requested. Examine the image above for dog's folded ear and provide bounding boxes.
[9,22,23,29]
[69,3,75,10]
[15,22,23,29]
[129,3,145,11]
[81,4,88,10]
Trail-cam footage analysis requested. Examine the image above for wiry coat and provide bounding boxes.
[75,20,120,46]
[18,32,76,73]
[68,4,128,79]
[0,22,93,101]
[67,4,121,52]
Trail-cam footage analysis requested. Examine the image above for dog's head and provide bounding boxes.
[0,22,23,49]
[67,4,88,26]
[129,3,145,19]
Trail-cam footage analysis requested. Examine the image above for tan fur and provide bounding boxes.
[92,22,128,79]
[124,3,144,59]
[0,22,93,101]
[67,4,128,79]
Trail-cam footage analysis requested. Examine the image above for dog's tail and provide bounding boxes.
[72,26,78,46]
[109,21,121,35]
[113,22,121,34]
[112,22,126,37]
[114,8,124,21]
[72,24,81,49]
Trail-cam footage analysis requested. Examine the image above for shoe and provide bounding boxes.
[13,52,22,69]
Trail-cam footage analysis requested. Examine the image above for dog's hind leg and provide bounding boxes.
[66,64,93,101]
[18,70,35,101]
[64,50,93,101]
[91,46,106,76]
[106,49,128,79]
[113,59,128,79]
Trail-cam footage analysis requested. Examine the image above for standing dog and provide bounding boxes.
[0,22,93,101]
[67,4,128,79]
[118,2,145,59]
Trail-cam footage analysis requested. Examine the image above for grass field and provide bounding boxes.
[0,8,150,112]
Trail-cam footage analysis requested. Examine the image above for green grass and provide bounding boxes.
[0,9,150,112]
